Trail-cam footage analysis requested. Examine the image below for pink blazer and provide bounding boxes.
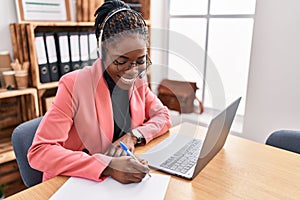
[28,59,171,182]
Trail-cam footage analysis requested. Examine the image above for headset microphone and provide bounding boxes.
[138,71,145,79]
[139,65,149,79]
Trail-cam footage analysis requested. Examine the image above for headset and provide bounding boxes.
[96,7,149,79]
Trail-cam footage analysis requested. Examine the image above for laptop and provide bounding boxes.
[140,97,241,180]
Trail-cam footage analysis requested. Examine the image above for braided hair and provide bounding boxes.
[94,0,148,59]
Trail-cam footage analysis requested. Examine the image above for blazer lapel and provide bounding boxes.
[93,60,114,150]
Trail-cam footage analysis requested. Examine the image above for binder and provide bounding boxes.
[79,32,89,68]
[34,33,51,83]
[88,32,98,65]
[44,32,60,81]
[69,32,81,71]
[57,32,72,76]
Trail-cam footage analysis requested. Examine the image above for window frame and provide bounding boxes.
[167,0,256,114]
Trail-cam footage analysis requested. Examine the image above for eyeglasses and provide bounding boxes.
[111,55,152,78]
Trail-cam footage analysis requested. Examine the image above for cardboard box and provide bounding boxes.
[0,51,11,68]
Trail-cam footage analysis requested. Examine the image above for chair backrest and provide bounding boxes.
[12,117,43,187]
[266,130,300,154]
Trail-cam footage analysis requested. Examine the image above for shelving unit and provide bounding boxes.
[26,22,95,89]
[25,22,95,114]
[0,88,39,196]
[0,88,39,118]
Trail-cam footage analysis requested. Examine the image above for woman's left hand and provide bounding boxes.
[105,132,136,157]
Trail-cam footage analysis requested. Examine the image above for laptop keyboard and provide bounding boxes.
[160,139,202,174]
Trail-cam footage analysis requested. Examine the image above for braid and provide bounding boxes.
[94,0,130,40]
[94,0,148,58]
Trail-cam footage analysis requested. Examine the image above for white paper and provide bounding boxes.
[50,174,170,200]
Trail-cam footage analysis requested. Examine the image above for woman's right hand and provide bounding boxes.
[102,156,149,184]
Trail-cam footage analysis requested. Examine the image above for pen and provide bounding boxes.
[119,141,151,177]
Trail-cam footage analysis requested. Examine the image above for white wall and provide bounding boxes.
[0,0,17,59]
[149,0,169,93]
[242,0,300,143]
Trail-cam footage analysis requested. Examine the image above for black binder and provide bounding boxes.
[34,33,50,83]
[44,32,60,82]
[69,32,81,71]
[56,32,72,76]
[79,32,89,68]
[88,32,98,65]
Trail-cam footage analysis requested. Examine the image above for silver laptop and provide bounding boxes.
[140,97,241,180]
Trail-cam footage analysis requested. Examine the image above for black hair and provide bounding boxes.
[94,0,148,58]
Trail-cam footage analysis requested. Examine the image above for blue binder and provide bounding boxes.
[56,32,72,76]
[79,32,89,68]
[34,33,50,83]
[69,32,81,71]
[44,32,60,82]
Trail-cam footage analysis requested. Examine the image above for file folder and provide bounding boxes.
[34,33,51,83]
[88,32,98,65]
[45,32,60,82]
[69,32,81,71]
[57,32,72,76]
[79,32,89,68]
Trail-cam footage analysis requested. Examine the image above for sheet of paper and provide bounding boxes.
[50,174,170,200]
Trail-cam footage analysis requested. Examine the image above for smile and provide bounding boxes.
[119,76,136,84]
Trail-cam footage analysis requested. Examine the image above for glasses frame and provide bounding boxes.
[109,54,152,78]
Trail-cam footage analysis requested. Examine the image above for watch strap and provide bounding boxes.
[131,129,144,144]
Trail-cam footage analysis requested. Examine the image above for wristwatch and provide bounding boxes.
[130,129,144,145]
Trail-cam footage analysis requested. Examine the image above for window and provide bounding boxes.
[168,0,256,116]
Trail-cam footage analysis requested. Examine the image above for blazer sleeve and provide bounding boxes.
[28,74,112,182]
[135,84,172,143]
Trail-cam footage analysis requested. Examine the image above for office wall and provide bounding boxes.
[0,0,17,58]
[148,0,169,93]
[242,0,300,143]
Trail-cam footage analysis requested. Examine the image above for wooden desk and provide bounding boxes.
[6,123,300,200]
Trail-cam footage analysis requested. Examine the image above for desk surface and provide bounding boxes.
[6,123,300,200]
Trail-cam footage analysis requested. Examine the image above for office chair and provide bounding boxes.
[266,130,300,154]
[12,117,43,187]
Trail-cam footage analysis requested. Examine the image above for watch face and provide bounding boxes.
[136,138,141,144]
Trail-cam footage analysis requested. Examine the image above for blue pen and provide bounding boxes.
[119,141,151,177]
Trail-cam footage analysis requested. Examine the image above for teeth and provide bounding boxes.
[120,76,136,84]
